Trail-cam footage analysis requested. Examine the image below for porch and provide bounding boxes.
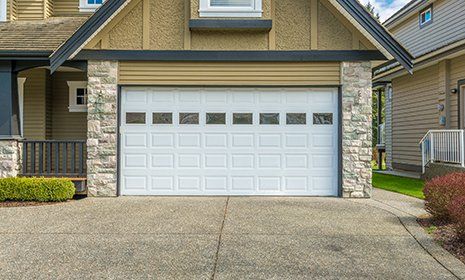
[420,130,465,180]
[1,64,88,192]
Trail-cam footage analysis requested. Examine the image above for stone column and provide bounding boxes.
[341,61,372,198]
[87,61,118,197]
[0,139,21,178]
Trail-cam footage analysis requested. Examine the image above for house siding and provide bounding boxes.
[390,54,465,170]
[391,65,439,168]
[51,72,88,140]
[16,0,45,20]
[118,61,341,85]
[19,69,48,140]
[389,0,465,57]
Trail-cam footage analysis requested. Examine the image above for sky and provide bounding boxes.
[359,0,412,22]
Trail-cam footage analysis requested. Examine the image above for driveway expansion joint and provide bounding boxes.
[211,196,229,280]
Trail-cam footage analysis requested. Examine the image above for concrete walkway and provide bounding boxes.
[0,193,464,279]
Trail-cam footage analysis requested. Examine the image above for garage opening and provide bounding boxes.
[120,87,339,196]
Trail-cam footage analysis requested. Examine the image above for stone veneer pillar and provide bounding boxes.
[341,61,372,198]
[87,60,118,196]
[0,139,21,178]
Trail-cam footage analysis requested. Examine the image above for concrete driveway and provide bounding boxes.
[0,195,461,279]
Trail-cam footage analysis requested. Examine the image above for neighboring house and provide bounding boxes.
[0,0,412,197]
[374,0,465,177]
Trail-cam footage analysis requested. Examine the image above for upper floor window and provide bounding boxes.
[79,0,103,12]
[199,0,262,17]
[419,6,432,27]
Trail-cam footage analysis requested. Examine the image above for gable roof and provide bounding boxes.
[50,0,413,73]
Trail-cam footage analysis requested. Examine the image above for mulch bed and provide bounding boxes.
[418,217,465,264]
[0,201,62,207]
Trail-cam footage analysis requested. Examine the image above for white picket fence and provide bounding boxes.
[420,130,465,173]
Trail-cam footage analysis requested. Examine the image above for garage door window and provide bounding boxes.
[206,113,226,124]
[313,113,333,125]
[233,113,253,124]
[126,112,146,124]
[179,113,199,124]
[286,113,306,125]
[153,113,172,124]
[260,113,279,125]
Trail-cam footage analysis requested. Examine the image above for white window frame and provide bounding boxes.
[79,0,103,12]
[419,6,432,27]
[199,0,262,18]
[67,81,88,112]
[0,0,7,22]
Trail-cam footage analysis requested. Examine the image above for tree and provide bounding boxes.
[365,1,380,21]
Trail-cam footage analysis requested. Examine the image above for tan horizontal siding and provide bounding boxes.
[53,0,82,16]
[19,69,48,140]
[16,0,44,20]
[118,62,341,85]
[51,72,87,140]
[391,64,439,167]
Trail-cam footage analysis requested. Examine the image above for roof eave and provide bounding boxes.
[334,0,413,73]
[49,0,127,72]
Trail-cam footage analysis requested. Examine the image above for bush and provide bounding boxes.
[448,196,465,240]
[423,172,465,221]
[0,177,75,202]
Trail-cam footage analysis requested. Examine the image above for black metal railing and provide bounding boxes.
[21,140,86,177]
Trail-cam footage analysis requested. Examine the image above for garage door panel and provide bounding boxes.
[121,87,338,196]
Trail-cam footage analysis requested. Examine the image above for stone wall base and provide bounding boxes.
[0,139,21,178]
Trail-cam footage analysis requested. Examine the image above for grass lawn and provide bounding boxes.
[372,172,425,199]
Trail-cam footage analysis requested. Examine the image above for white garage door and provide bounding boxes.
[120,87,339,196]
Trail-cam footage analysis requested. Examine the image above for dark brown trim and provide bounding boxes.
[189,19,272,31]
[74,50,387,61]
[458,79,465,129]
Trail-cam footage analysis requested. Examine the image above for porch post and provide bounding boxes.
[0,61,21,178]
[0,61,20,138]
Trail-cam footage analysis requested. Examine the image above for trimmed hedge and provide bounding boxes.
[0,177,75,202]
[423,172,465,221]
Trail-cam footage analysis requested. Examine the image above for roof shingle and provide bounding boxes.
[0,17,87,51]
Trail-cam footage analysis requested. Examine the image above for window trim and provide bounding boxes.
[419,5,433,28]
[79,0,103,12]
[199,0,262,18]
[67,81,88,112]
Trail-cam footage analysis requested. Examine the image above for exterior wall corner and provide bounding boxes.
[340,61,372,198]
[87,60,118,197]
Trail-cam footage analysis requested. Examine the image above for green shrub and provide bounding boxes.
[0,177,75,202]
[423,172,465,221]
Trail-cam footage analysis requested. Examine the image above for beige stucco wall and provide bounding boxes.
[274,0,311,50]
[85,0,375,51]
[109,1,144,50]
[390,54,465,171]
